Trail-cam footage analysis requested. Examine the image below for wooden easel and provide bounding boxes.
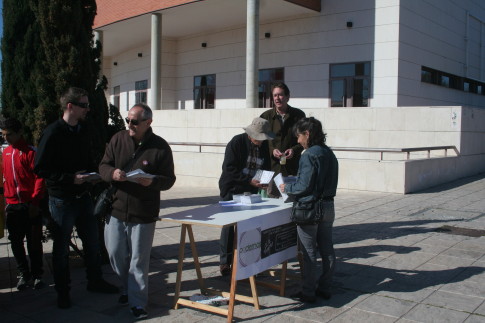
[172,223,288,322]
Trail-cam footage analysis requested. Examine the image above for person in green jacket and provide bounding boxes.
[260,82,306,197]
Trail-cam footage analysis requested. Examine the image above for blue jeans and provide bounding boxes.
[297,201,336,297]
[49,194,102,293]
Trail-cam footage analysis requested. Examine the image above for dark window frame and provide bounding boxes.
[329,62,371,107]
[135,80,148,104]
[258,67,285,108]
[194,74,216,109]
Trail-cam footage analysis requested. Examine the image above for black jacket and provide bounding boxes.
[34,119,96,198]
[99,128,176,223]
[218,133,271,199]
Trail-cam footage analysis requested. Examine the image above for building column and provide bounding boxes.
[94,30,104,81]
[246,0,259,109]
[151,13,162,110]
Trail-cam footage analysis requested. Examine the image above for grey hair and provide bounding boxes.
[132,103,153,120]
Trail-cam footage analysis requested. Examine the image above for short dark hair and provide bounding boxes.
[60,87,89,110]
[0,118,23,133]
[293,117,327,147]
[132,103,153,120]
[271,82,290,96]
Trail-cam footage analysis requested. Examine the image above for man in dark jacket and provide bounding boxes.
[218,117,274,276]
[1,118,45,290]
[99,103,175,320]
[34,87,118,309]
[260,82,306,197]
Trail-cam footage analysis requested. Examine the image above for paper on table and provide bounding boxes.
[252,170,275,184]
[126,169,156,182]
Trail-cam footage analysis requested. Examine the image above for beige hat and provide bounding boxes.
[243,117,276,141]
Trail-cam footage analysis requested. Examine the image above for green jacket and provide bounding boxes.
[260,106,306,176]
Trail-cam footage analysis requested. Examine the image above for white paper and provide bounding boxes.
[273,173,288,201]
[126,169,156,182]
[252,170,275,185]
[80,172,101,182]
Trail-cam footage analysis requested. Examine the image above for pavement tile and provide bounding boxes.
[353,294,417,317]
[403,303,470,323]
[330,307,399,323]
[438,279,485,298]
[464,314,485,323]
[423,290,484,313]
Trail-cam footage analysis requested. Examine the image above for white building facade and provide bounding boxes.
[95,0,485,193]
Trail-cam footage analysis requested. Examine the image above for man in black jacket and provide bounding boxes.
[218,117,275,276]
[34,87,118,309]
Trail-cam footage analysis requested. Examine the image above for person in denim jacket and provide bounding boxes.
[279,117,338,303]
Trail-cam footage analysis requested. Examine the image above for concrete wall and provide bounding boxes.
[397,0,485,107]
[121,106,485,194]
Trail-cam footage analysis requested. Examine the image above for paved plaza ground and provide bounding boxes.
[0,173,484,322]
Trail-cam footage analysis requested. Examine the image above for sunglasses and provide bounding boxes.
[70,102,90,109]
[125,117,146,126]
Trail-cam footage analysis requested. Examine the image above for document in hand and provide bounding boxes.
[126,169,156,182]
[273,173,297,202]
[252,169,275,185]
[80,172,101,182]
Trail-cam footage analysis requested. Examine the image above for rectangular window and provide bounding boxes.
[194,74,215,109]
[135,80,148,104]
[330,62,371,107]
[113,86,120,109]
[258,68,285,108]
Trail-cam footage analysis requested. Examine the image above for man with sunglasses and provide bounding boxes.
[34,87,118,309]
[99,103,176,320]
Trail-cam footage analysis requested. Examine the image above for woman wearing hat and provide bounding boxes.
[217,117,275,276]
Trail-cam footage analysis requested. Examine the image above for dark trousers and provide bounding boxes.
[48,194,102,293]
[6,203,44,279]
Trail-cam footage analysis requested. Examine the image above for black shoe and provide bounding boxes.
[131,306,148,320]
[290,291,316,303]
[33,278,46,290]
[316,289,331,300]
[57,292,71,309]
[118,294,128,305]
[220,264,231,277]
[87,279,119,294]
[16,275,30,291]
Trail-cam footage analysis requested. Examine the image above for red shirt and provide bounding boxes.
[2,139,44,205]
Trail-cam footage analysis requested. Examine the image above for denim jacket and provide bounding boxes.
[284,144,338,204]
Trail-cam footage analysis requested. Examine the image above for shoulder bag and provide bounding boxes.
[290,199,324,225]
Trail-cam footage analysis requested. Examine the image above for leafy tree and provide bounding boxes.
[1,0,124,163]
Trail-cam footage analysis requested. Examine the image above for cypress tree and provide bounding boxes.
[1,0,123,163]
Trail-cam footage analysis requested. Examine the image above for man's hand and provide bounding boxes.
[136,177,153,187]
[112,169,127,181]
[273,149,284,158]
[279,183,286,192]
[284,149,294,159]
[74,171,92,185]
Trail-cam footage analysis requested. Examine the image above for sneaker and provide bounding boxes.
[16,275,30,291]
[118,294,128,305]
[131,306,148,320]
[87,279,119,294]
[290,291,316,303]
[219,264,231,277]
[33,278,46,290]
[57,292,71,309]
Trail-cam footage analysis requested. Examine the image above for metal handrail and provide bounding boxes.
[168,142,458,161]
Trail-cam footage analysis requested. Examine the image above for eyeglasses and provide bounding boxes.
[125,117,146,126]
[70,102,90,109]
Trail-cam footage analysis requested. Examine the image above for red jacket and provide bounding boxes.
[2,139,44,206]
